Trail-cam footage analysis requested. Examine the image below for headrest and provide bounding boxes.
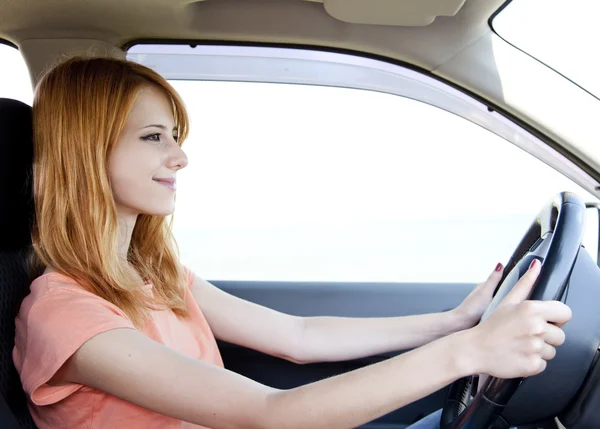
[0,99,33,252]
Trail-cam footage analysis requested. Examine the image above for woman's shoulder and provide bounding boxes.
[32,269,86,294]
[20,270,105,319]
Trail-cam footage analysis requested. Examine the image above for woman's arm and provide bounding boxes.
[296,311,468,363]
[189,276,305,363]
[297,266,506,362]
[53,263,570,429]
[190,265,503,363]
[53,325,471,429]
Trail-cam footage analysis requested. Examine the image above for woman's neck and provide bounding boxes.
[117,214,138,260]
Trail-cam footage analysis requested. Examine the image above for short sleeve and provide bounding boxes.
[15,286,136,406]
[183,266,196,289]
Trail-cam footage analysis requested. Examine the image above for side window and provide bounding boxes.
[169,80,597,283]
[0,43,33,105]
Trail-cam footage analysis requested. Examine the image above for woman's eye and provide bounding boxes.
[142,133,161,142]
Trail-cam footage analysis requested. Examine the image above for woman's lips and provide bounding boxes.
[153,178,176,191]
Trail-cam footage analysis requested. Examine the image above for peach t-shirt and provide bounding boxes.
[13,268,224,429]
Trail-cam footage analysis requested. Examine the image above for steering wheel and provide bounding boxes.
[440,192,586,429]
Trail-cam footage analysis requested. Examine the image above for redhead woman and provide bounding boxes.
[13,57,572,429]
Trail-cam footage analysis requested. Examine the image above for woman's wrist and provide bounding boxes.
[445,328,481,378]
[444,308,479,334]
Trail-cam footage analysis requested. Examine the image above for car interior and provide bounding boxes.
[1,0,600,428]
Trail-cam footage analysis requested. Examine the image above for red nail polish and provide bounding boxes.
[529,259,537,270]
[495,263,503,272]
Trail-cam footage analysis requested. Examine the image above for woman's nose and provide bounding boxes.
[167,144,188,170]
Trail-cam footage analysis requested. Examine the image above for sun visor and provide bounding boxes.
[305,0,466,26]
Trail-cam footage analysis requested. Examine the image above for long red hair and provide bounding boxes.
[31,56,190,327]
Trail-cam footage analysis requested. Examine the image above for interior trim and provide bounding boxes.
[0,39,17,49]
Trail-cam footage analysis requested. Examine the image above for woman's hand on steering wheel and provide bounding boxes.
[452,262,506,329]
[461,259,572,379]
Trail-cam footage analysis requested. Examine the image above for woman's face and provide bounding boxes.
[109,85,188,219]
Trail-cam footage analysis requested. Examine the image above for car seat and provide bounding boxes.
[0,97,38,429]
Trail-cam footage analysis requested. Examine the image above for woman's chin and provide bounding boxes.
[139,203,176,217]
[148,208,175,217]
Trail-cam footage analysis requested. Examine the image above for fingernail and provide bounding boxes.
[529,259,538,270]
[495,263,503,272]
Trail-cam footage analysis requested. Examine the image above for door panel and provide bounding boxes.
[212,280,475,428]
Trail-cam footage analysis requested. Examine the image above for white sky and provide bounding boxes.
[0,45,32,105]
[169,80,597,282]
[494,0,600,98]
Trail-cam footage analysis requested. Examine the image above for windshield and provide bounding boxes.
[492,0,600,99]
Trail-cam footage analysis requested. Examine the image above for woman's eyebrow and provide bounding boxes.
[139,124,178,131]
[140,124,167,130]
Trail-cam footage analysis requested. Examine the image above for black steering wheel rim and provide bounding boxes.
[440,192,586,429]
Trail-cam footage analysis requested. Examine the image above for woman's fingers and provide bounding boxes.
[504,259,541,304]
[535,300,573,326]
[540,343,557,361]
[543,323,566,347]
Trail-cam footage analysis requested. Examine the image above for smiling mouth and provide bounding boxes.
[153,179,177,191]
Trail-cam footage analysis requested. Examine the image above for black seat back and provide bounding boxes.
[0,98,38,429]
